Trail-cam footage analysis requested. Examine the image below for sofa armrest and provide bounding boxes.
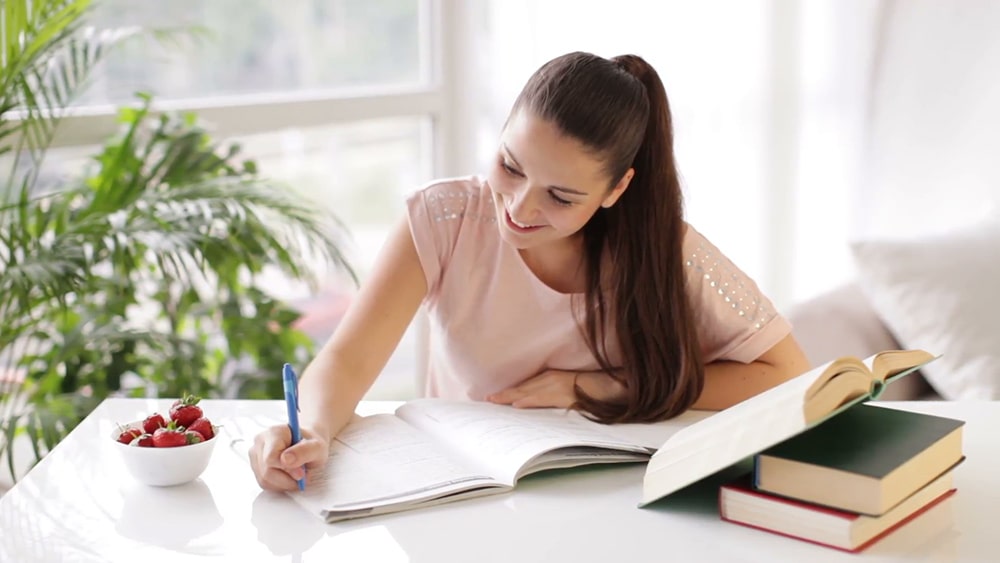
[785,284,936,400]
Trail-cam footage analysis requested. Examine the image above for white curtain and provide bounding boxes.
[858,0,1000,240]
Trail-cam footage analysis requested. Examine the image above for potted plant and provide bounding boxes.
[0,0,354,482]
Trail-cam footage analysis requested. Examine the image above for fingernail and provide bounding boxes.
[281,451,297,465]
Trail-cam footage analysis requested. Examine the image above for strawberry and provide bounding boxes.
[152,423,187,448]
[186,417,215,441]
[169,393,203,428]
[130,433,155,447]
[184,430,204,444]
[142,413,167,434]
[117,426,142,444]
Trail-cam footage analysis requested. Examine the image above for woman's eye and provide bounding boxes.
[501,161,522,176]
[548,191,573,207]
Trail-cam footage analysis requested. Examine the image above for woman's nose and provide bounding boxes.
[508,187,537,219]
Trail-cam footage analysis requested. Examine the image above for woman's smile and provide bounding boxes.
[504,207,546,233]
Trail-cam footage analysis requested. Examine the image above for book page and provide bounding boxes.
[396,400,653,486]
[228,414,502,517]
[868,349,936,383]
[640,369,818,506]
[803,357,867,403]
[602,408,716,450]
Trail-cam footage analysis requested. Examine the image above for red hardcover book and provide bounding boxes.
[719,471,956,553]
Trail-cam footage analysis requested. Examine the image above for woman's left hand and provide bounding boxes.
[486,369,626,409]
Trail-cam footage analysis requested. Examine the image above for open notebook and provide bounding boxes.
[230,398,711,522]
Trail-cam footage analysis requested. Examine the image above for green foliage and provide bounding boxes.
[0,0,355,482]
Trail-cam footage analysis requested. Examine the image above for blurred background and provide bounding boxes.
[9,0,1000,400]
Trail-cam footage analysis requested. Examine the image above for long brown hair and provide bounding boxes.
[511,52,703,423]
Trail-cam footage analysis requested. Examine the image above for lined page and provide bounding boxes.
[228,414,500,516]
[397,400,651,485]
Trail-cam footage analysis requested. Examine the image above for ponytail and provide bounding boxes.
[514,52,704,423]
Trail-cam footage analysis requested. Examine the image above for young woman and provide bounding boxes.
[249,51,809,491]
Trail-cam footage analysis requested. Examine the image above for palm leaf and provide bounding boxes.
[1,0,94,182]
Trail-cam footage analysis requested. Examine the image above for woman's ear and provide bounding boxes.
[601,168,634,208]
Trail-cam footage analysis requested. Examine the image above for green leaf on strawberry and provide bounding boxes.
[169,393,204,428]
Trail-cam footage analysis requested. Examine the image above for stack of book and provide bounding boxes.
[719,403,964,553]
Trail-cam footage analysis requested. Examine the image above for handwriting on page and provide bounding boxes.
[302,415,493,509]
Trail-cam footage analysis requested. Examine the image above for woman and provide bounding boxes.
[249,51,809,491]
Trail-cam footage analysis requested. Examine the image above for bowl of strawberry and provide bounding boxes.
[112,394,220,487]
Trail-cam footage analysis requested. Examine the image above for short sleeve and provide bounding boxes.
[406,176,487,301]
[684,225,793,363]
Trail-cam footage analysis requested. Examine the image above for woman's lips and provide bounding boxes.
[505,208,544,233]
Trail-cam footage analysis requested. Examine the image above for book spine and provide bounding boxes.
[751,456,761,488]
[869,379,886,400]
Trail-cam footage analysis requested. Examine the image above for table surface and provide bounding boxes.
[0,399,996,563]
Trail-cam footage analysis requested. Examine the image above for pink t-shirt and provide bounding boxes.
[407,176,792,400]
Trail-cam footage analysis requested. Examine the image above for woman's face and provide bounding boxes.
[487,111,632,250]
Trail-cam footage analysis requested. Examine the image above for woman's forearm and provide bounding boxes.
[296,217,428,443]
[296,343,379,444]
[691,360,795,410]
[692,335,810,410]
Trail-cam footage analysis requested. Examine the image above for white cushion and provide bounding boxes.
[850,221,1000,399]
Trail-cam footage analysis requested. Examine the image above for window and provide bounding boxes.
[81,0,426,104]
[42,0,473,400]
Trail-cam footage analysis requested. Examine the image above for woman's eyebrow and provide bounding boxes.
[501,143,588,196]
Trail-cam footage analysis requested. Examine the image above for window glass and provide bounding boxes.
[79,0,425,105]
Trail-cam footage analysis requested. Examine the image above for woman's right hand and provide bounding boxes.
[248,424,330,491]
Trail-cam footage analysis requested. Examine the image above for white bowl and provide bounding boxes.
[111,420,217,487]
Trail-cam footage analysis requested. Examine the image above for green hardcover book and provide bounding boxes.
[753,404,964,516]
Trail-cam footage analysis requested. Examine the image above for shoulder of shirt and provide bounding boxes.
[681,221,732,271]
[681,221,711,253]
[409,174,488,199]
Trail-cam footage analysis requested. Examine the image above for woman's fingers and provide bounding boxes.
[486,386,524,404]
[489,370,578,408]
[250,425,316,491]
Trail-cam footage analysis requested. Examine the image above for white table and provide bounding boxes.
[0,400,996,562]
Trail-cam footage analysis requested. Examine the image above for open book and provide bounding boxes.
[231,398,711,522]
[639,348,936,508]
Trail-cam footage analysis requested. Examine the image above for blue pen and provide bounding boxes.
[283,363,306,491]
